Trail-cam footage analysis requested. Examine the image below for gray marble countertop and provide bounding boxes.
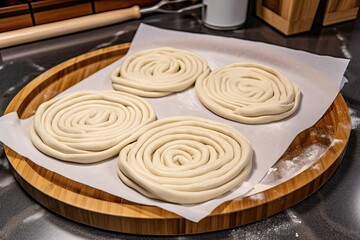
[1,2,360,240]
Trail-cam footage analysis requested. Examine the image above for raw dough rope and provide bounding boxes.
[195,62,301,124]
[30,91,156,163]
[111,47,210,97]
[117,116,253,204]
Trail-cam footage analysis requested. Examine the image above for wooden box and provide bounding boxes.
[317,0,360,26]
[256,0,321,35]
[0,3,33,32]
[31,0,92,25]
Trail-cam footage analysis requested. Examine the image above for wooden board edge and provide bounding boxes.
[2,43,352,235]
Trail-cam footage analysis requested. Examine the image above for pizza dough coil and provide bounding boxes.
[30,91,156,163]
[195,62,301,124]
[111,47,210,97]
[117,116,253,204]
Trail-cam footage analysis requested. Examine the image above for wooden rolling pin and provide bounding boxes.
[0,6,141,49]
[0,1,202,49]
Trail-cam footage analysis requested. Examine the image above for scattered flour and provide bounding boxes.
[260,143,328,186]
[0,157,10,171]
[287,209,302,224]
[248,193,265,201]
[336,32,352,59]
[22,210,45,224]
[349,107,360,129]
[311,164,322,171]
[331,138,343,147]
[0,175,15,188]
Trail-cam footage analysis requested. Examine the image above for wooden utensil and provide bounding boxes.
[0,0,202,49]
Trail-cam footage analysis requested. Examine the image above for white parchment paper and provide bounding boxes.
[0,24,349,222]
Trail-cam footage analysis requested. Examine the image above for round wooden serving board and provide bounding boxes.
[4,43,351,235]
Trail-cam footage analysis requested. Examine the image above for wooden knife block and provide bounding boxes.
[317,0,360,26]
[256,0,321,35]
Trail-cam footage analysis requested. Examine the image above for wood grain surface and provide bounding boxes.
[3,43,351,235]
[0,4,33,32]
[318,0,360,26]
[257,0,321,35]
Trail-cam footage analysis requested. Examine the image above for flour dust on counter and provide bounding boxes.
[349,107,360,129]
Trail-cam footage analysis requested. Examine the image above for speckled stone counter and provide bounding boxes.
[1,2,360,240]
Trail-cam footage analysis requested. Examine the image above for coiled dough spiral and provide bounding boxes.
[30,91,156,163]
[195,62,301,124]
[117,116,253,204]
[111,47,210,97]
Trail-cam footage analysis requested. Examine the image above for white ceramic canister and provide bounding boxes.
[202,0,249,30]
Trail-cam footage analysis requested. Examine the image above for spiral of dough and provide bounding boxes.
[195,62,301,124]
[30,91,156,163]
[117,116,253,204]
[111,47,210,97]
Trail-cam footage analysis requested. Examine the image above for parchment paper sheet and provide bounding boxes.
[0,24,349,222]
